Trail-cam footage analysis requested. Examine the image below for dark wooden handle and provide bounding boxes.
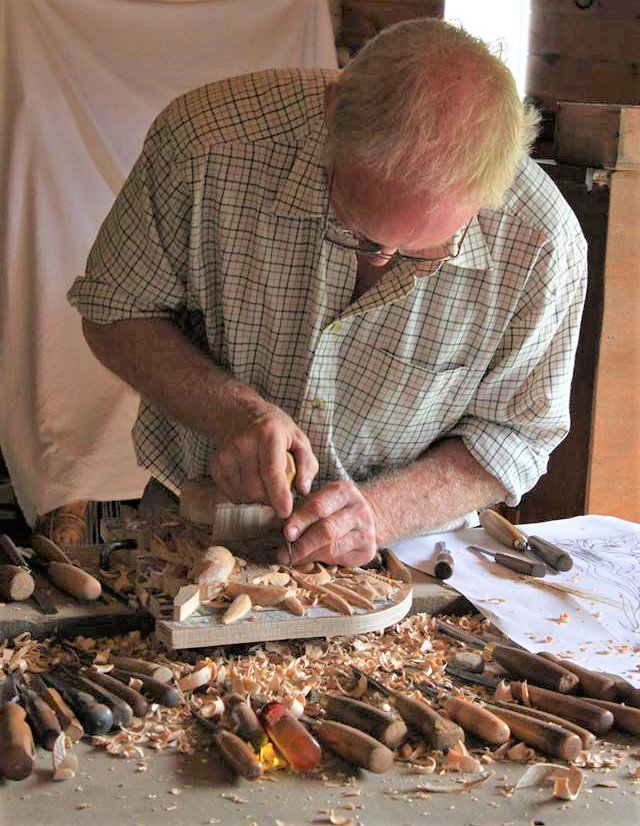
[47,561,102,602]
[490,700,596,749]
[395,693,465,751]
[213,729,263,780]
[487,705,581,760]
[0,703,36,780]
[443,696,510,745]
[537,652,619,700]
[0,564,34,601]
[110,669,181,708]
[494,552,546,577]
[492,646,579,693]
[323,694,407,749]
[528,536,574,571]
[85,669,149,718]
[41,687,84,742]
[582,697,640,735]
[313,719,393,773]
[31,533,71,563]
[22,687,62,751]
[110,657,173,684]
[511,682,614,734]
[72,674,133,727]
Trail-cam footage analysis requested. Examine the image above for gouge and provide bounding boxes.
[225,693,269,751]
[110,668,181,708]
[0,534,57,613]
[57,667,133,727]
[601,672,640,708]
[469,544,546,577]
[479,510,573,571]
[0,564,35,601]
[320,693,408,748]
[485,704,582,760]
[42,672,113,735]
[301,716,394,773]
[16,677,62,750]
[193,710,263,780]
[29,674,84,742]
[581,697,640,736]
[537,652,620,701]
[433,541,454,580]
[354,669,465,751]
[489,699,597,749]
[0,675,36,780]
[109,656,173,684]
[469,639,579,693]
[30,534,102,602]
[82,668,149,718]
[509,681,614,734]
[414,680,510,745]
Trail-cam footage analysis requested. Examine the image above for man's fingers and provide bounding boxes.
[290,507,368,564]
[290,441,319,497]
[284,483,352,542]
[258,437,293,519]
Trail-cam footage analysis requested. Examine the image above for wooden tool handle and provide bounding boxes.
[380,548,412,583]
[434,542,454,580]
[527,536,573,572]
[0,533,27,566]
[110,657,173,684]
[487,705,581,760]
[85,670,149,718]
[582,697,640,735]
[47,561,102,602]
[479,509,527,550]
[537,652,619,700]
[226,695,268,750]
[72,674,133,727]
[21,687,62,751]
[492,646,579,693]
[313,719,394,773]
[443,696,510,745]
[111,669,181,708]
[0,564,35,601]
[69,691,114,735]
[212,728,263,780]
[601,673,640,708]
[31,533,71,563]
[323,694,407,749]
[40,686,84,742]
[511,682,614,735]
[493,552,545,577]
[394,693,465,751]
[490,700,596,749]
[0,703,36,780]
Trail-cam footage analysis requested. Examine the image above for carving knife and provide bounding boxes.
[479,509,574,572]
[0,534,58,614]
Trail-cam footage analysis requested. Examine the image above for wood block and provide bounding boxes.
[555,103,640,168]
[172,584,201,622]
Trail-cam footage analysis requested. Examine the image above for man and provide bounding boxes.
[68,19,587,569]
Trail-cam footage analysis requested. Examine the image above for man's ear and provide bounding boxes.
[324,81,337,126]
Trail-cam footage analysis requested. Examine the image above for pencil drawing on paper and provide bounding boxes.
[553,534,640,634]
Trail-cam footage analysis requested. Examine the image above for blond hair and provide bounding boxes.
[327,18,539,209]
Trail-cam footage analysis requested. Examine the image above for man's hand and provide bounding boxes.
[280,480,378,568]
[210,401,318,519]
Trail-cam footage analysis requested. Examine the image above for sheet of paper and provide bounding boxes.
[391,515,640,686]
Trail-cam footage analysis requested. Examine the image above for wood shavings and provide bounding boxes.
[513,762,584,800]
[506,742,536,762]
[397,772,493,794]
[444,740,484,773]
[549,612,571,625]
[52,753,79,781]
[177,664,212,692]
[221,793,248,803]
[493,680,513,703]
[312,812,354,825]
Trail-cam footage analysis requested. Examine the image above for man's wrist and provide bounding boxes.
[202,374,268,443]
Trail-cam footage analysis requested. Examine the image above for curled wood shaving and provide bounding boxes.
[444,740,484,773]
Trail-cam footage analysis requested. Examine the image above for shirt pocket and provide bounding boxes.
[333,346,476,474]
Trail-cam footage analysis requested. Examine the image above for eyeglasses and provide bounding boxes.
[323,171,471,266]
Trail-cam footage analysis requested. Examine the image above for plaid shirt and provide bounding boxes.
[68,69,587,520]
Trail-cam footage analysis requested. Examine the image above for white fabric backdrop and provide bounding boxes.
[0,0,337,523]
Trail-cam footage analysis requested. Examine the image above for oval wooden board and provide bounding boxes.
[155,583,413,649]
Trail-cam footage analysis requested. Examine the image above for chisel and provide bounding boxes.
[42,672,113,735]
[479,510,573,572]
[193,710,263,780]
[484,705,582,760]
[29,674,84,742]
[0,675,36,780]
[109,656,174,684]
[81,668,149,718]
[110,668,181,708]
[56,667,133,727]
[537,652,620,701]
[15,676,62,751]
[489,699,597,749]
[320,693,408,748]
[30,534,102,602]
[225,693,269,751]
[433,541,454,580]
[414,680,510,745]
[468,545,546,577]
[580,697,640,736]
[301,716,394,773]
[353,668,465,751]
[0,534,57,613]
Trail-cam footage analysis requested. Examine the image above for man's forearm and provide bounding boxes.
[82,317,264,441]
[362,438,508,545]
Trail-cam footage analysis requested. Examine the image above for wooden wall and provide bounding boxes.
[527,0,640,109]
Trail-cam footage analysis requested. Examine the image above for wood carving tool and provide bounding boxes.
[41,672,113,735]
[56,666,133,727]
[468,544,546,577]
[225,694,269,751]
[537,652,620,700]
[109,656,173,684]
[353,668,465,751]
[192,709,263,780]
[489,698,597,749]
[28,534,102,602]
[284,451,297,568]
[258,700,322,771]
[485,704,582,760]
[319,693,408,748]
[99,538,137,571]
[580,697,640,736]
[110,668,181,708]
[601,672,640,708]
[300,715,394,773]
[433,541,454,580]
[81,668,149,718]
[445,665,614,734]
[15,675,62,751]
[29,674,84,742]
[0,563,35,601]
[0,674,36,781]
[0,533,57,613]
[413,680,510,745]
[479,509,574,571]
[379,548,412,582]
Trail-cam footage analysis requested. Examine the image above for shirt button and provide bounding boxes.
[311,398,326,410]
[329,321,342,332]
